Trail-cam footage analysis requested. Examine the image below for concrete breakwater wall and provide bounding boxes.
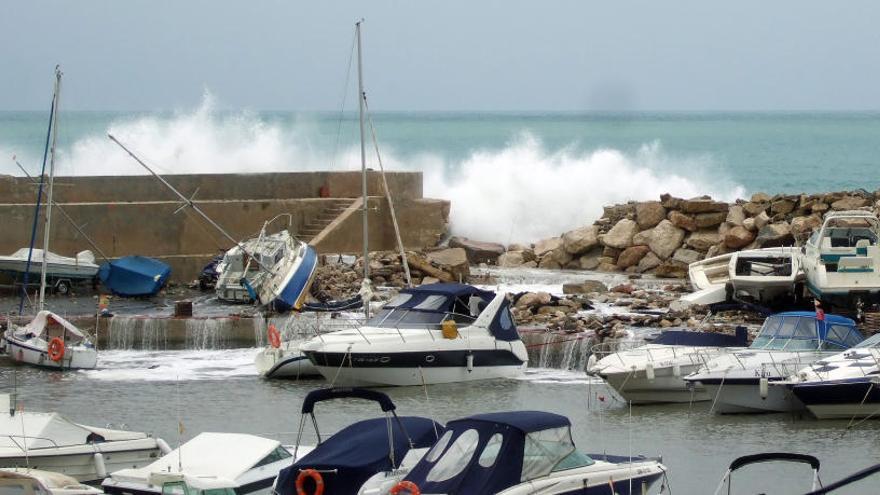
[0,171,449,281]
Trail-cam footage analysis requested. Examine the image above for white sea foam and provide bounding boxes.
[10,95,745,244]
[79,348,260,381]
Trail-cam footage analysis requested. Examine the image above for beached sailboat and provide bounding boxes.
[2,67,98,371]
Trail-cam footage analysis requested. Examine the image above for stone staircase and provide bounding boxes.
[298,199,357,243]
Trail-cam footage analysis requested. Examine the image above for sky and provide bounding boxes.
[2,0,880,112]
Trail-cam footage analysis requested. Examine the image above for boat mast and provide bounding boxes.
[38,67,62,311]
[356,20,370,319]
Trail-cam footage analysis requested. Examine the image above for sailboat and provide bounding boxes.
[2,67,98,371]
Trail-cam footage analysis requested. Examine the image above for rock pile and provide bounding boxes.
[498,190,880,277]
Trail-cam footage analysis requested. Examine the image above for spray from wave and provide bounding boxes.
[4,95,745,244]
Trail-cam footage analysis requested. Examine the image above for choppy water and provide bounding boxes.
[2,351,879,494]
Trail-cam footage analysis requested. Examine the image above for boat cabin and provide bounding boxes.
[402,411,595,494]
[10,311,92,347]
[749,312,863,351]
[808,211,880,273]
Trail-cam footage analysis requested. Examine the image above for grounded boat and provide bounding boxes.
[300,283,529,387]
[673,247,802,310]
[98,256,171,297]
[214,216,318,311]
[801,210,880,308]
[273,388,441,495]
[0,395,170,483]
[0,248,98,281]
[102,432,304,495]
[783,332,880,419]
[3,311,98,370]
[397,411,666,495]
[684,311,864,413]
[713,453,822,495]
[0,468,103,495]
[588,328,749,404]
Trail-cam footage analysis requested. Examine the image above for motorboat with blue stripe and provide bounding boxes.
[713,453,823,494]
[272,388,442,495]
[780,332,880,419]
[394,410,666,495]
[588,328,749,404]
[684,312,864,413]
[801,210,880,308]
[299,283,529,387]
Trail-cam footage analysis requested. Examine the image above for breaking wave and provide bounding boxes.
[4,94,745,244]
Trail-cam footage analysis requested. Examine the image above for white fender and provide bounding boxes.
[93,452,107,479]
[759,377,769,399]
[156,438,173,455]
[645,362,655,381]
[672,363,681,377]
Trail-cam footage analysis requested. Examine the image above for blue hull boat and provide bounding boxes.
[98,256,171,297]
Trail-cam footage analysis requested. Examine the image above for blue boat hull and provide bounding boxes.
[270,245,318,312]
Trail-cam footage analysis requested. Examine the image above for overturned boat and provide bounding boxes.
[98,256,171,297]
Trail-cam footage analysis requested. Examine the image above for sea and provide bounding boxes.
[2,108,880,493]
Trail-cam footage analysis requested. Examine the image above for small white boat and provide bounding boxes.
[214,216,318,312]
[673,248,802,311]
[588,328,749,404]
[0,394,170,483]
[300,283,529,387]
[3,311,97,370]
[783,332,880,419]
[102,432,308,495]
[0,249,98,281]
[0,468,104,495]
[801,210,880,307]
[684,311,864,413]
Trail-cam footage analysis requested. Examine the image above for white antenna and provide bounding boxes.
[38,66,62,311]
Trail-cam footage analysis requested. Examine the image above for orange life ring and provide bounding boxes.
[47,337,65,362]
[390,480,420,495]
[267,324,281,348]
[295,468,324,495]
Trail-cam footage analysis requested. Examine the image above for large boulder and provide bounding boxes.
[636,201,667,229]
[694,212,727,228]
[770,198,796,216]
[672,248,702,265]
[534,237,562,258]
[790,215,822,238]
[686,229,722,251]
[562,225,600,255]
[649,220,686,259]
[726,205,746,226]
[679,198,728,214]
[637,251,663,272]
[617,245,651,268]
[515,291,552,309]
[756,222,794,247]
[449,237,505,265]
[632,228,654,246]
[497,251,525,268]
[602,219,639,249]
[832,196,870,211]
[751,192,771,203]
[550,247,573,266]
[743,217,757,231]
[578,251,602,270]
[654,259,689,278]
[538,257,562,270]
[753,211,770,230]
[724,225,756,249]
[742,201,768,216]
[426,248,470,281]
[669,211,698,232]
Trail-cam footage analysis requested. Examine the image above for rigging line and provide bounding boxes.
[329,30,358,171]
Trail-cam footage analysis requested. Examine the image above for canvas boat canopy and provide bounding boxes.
[0,409,148,453]
[11,311,90,343]
[749,312,863,351]
[98,256,171,297]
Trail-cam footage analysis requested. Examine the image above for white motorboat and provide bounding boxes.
[684,311,864,413]
[214,215,318,312]
[672,248,802,310]
[0,394,170,483]
[102,432,307,495]
[273,388,442,495]
[0,468,104,495]
[783,332,880,419]
[300,283,529,387]
[801,210,880,308]
[3,311,97,370]
[391,411,666,495]
[0,249,98,281]
[254,344,319,379]
[588,328,749,404]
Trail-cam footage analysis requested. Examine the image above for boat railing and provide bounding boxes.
[593,341,732,369]
[0,434,61,452]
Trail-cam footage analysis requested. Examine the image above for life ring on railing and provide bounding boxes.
[48,337,65,362]
[390,480,420,495]
[295,468,324,495]
[267,324,281,349]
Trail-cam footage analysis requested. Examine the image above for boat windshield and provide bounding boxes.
[367,292,485,330]
[855,333,880,348]
[521,426,577,481]
[816,216,880,249]
[751,315,861,351]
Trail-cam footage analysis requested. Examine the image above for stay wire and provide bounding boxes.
[329,30,357,171]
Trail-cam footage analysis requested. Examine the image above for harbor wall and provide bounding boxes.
[0,171,448,282]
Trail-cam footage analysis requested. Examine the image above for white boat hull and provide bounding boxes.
[0,440,163,483]
[702,382,805,414]
[254,347,320,378]
[3,334,97,370]
[311,362,527,387]
[805,403,880,420]
[601,363,711,403]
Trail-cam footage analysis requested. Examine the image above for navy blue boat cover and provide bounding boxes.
[404,411,570,495]
[98,256,171,297]
[648,328,749,347]
[300,388,396,414]
[276,416,442,495]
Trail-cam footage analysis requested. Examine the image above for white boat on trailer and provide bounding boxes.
[587,328,749,404]
[3,311,97,370]
[300,283,529,387]
[0,394,170,484]
[684,311,864,413]
[0,249,98,283]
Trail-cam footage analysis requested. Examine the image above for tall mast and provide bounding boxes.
[38,67,62,311]
[356,20,370,319]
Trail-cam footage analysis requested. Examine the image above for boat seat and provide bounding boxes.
[838,256,873,273]
[856,239,870,256]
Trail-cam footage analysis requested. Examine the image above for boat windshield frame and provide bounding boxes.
[367,292,482,330]
[750,314,861,351]
[810,213,880,250]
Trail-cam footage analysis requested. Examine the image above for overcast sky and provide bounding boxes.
[3,1,879,112]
